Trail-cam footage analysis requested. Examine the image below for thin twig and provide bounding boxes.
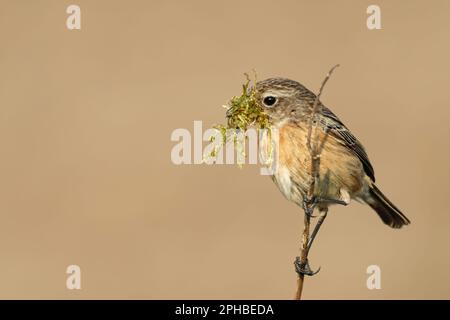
[295,64,339,300]
[295,212,311,300]
[306,64,340,154]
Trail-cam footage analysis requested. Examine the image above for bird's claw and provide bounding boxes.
[294,257,321,276]
[302,197,318,218]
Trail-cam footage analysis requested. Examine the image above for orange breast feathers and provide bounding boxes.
[277,122,366,200]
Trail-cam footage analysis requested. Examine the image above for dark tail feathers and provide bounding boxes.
[366,185,410,229]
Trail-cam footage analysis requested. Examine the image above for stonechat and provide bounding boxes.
[254,77,410,229]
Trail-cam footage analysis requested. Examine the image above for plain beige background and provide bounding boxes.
[0,0,449,299]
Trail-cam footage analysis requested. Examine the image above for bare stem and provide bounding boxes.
[306,64,340,154]
[295,64,339,300]
[295,213,311,300]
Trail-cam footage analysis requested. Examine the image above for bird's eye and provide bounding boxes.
[263,96,277,107]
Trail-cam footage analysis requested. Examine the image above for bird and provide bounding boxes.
[254,77,410,231]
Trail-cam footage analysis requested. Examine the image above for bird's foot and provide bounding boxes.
[302,197,318,218]
[303,196,347,217]
[294,257,321,276]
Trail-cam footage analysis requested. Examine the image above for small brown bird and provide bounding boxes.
[255,77,410,229]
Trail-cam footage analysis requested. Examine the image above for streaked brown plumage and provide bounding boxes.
[256,77,410,228]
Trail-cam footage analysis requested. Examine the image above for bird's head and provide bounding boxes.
[225,77,313,130]
[254,77,313,125]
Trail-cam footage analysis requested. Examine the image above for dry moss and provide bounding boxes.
[224,74,269,131]
[206,73,273,165]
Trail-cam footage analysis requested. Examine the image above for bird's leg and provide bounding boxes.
[295,201,321,277]
[297,194,346,276]
[306,208,328,253]
[313,195,349,208]
[294,209,327,276]
[294,208,330,277]
[315,197,348,206]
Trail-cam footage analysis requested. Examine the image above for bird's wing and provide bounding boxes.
[319,105,376,182]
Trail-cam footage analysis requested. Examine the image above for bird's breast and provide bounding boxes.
[270,121,366,206]
[271,123,311,204]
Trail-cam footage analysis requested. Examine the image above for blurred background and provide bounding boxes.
[0,0,449,299]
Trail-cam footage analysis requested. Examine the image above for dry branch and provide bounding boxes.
[295,64,340,300]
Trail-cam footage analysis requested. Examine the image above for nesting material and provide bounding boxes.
[206,74,273,166]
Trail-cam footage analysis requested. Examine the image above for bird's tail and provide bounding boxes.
[365,184,410,229]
